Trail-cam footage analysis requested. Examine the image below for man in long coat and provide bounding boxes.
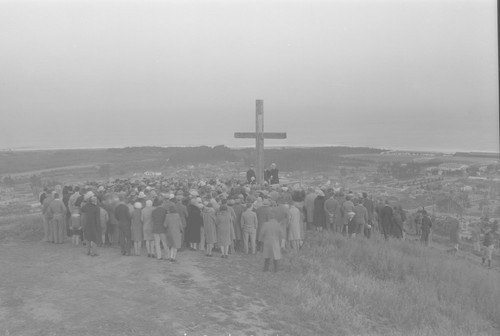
[47,192,67,244]
[114,196,132,256]
[259,213,284,272]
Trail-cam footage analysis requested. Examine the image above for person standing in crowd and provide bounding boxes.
[288,201,302,249]
[47,193,67,244]
[175,195,188,248]
[255,198,273,252]
[420,210,432,246]
[99,202,109,247]
[141,199,155,258]
[341,195,355,236]
[392,206,404,239]
[216,205,233,258]
[202,202,217,257]
[324,192,340,232]
[353,199,368,237]
[246,165,256,185]
[152,199,168,260]
[259,212,284,272]
[362,193,375,238]
[450,218,460,252]
[313,190,327,232]
[380,200,394,239]
[347,211,358,238]
[482,229,494,268]
[304,188,317,231]
[131,202,143,256]
[268,163,279,185]
[231,198,245,252]
[41,190,54,243]
[241,203,258,254]
[115,196,132,256]
[165,205,183,262]
[63,186,72,237]
[186,198,203,251]
[273,198,289,249]
[81,196,100,256]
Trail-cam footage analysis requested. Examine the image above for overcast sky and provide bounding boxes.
[0,0,498,152]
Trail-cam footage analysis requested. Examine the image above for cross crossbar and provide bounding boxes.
[234,100,286,186]
[234,132,287,139]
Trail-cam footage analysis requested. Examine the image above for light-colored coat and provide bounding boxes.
[259,219,284,260]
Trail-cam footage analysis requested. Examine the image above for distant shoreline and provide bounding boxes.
[0,144,498,156]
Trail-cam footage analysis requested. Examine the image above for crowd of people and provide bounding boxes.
[38,168,495,271]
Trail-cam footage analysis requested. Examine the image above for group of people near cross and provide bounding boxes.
[38,168,495,271]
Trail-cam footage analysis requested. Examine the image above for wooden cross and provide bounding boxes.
[234,100,287,186]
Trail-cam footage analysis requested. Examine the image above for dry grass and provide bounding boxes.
[282,232,499,335]
[0,214,43,241]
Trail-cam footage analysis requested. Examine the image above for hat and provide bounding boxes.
[134,202,143,209]
[348,211,355,217]
[169,193,175,200]
[84,191,95,201]
[138,192,146,199]
[97,186,105,192]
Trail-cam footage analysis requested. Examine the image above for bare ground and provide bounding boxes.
[0,238,297,336]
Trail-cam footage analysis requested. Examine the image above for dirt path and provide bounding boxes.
[0,239,283,336]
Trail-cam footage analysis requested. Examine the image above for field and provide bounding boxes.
[1,215,499,336]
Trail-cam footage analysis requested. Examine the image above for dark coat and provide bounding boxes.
[114,203,131,227]
[185,204,202,243]
[313,196,327,228]
[81,203,101,244]
[380,205,394,237]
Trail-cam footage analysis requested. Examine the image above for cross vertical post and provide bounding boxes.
[256,99,264,186]
[234,100,287,187]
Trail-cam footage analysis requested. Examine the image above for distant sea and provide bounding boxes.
[2,144,498,155]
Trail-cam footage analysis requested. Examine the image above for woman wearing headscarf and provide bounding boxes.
[81,196,101,256]
[216,205,233,258]
[164,205,183,262]
[131,202,143,256]
[141,199,155,258]
[202,202,217,257]
[185,199,203,250]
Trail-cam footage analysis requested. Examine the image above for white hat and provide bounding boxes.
[84,191,95,201]
[134,202,143,209]
[97,186,105,192]
[138,192,146,199]
[169,193,175,199]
